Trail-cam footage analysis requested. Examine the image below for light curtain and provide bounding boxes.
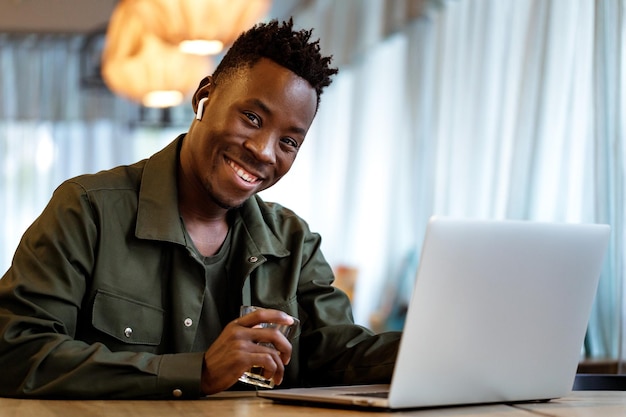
[589,0,625,367]
[261,0,625,365]
[0,33,182,270]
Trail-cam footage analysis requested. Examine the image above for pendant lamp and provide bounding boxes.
[101,0,270,108]
[132,0,271,56]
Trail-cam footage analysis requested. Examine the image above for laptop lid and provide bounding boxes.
[259,217,610,409]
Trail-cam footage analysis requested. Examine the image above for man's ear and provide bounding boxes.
[192,76,214,113]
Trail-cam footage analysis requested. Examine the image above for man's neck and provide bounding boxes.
[180,209,230,257]
[177,158,231,257]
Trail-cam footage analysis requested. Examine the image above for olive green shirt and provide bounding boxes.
[0,136,400,399]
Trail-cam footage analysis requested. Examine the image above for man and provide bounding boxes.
[0,19,400,399]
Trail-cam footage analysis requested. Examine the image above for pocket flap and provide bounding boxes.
[92,290,164,345]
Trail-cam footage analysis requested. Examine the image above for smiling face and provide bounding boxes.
[180,58,318,212]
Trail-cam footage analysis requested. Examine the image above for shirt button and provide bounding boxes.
[184,318,193,327]
[172,389,183,398]
[248,256,258,263]
[124,327,133,338]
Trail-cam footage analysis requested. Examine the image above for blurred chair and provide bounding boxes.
[573,374,626,391]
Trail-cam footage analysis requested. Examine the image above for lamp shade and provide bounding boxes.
[101,0,270,108]
[132,0,271,54]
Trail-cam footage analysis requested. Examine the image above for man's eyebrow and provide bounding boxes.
[250,98,271,115]
[249,98,307,136]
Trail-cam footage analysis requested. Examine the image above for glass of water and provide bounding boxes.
[237,305,300,389]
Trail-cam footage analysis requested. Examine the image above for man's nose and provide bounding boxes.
[244,134,276,164]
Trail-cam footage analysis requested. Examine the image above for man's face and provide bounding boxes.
[185,58,318,210]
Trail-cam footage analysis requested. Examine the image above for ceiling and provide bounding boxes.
[0,0,302,33]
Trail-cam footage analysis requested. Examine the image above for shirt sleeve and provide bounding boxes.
[0,181,203,399]
[294,225,402,386]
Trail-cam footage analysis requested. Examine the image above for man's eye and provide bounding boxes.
[244,112,260,126]
[281,137,299,149]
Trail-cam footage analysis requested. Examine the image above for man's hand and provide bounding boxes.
[200,308,295,395]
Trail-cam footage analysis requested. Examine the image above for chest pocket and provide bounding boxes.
[92,290,164,345]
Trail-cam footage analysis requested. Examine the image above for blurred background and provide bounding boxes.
[0,0,624,372]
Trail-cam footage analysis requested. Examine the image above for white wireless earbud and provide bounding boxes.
[196,97,209,121]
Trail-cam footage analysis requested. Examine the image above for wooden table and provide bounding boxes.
[0,391,624,417]
[515,391,626,417]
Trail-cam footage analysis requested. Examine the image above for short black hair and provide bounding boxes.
[212,18,338,108]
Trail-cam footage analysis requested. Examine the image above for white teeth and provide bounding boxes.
[229,160,258,183]
[237,168,251,182]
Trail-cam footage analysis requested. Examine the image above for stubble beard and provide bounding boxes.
[206,185,246,211]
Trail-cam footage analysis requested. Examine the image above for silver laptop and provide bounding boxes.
[258,217,610,409]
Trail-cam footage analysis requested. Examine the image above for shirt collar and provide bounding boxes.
[238,196,290,258]
[135,135,186,245]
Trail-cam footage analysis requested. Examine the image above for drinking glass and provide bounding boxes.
[238,305,300,389]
